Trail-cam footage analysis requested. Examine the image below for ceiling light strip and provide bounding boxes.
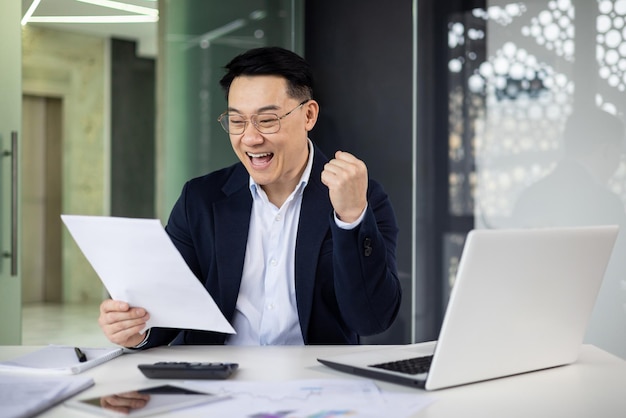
[28,15,158,23]
[76,0,158,16]
[21,0,43,26]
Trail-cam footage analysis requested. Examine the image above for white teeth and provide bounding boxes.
[247,152,272,158]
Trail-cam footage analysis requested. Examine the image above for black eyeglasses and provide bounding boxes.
[217,100,310,135]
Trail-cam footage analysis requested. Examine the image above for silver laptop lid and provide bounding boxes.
[426,225,619,389]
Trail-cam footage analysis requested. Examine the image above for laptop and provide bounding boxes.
[318,225,619,390]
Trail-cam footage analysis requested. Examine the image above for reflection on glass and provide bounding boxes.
[77,385,215,416]
[94,390,151,414]
[512,107,626,227]
[447,1,626,359]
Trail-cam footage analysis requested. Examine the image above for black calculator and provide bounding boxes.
[137,361,239,380]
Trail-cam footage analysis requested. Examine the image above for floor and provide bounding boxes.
[21,302,114,347]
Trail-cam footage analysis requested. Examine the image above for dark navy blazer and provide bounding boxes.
[142,144,401,348]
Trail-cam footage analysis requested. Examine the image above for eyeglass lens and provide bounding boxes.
[221,114,281,134]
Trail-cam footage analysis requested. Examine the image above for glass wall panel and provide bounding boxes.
[0,0,22,344]
[448,0,626,359]
[158,0,303,218]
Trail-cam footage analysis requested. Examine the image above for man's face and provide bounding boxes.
[227,75,316,192]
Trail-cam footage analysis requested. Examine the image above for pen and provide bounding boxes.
[74,347,87,362]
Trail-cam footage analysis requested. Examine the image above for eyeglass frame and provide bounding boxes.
[217,99,310,135]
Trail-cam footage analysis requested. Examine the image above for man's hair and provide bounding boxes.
[563,107,624,156]
[219,46,314,101]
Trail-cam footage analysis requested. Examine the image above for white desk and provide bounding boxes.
[1,344,625,417]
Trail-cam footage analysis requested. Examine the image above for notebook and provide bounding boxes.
[0,345,123,375]
[318,225,619,390]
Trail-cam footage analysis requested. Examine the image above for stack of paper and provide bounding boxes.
[0,374,93,418]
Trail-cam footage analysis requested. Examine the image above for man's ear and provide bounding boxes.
[304,100,320,132]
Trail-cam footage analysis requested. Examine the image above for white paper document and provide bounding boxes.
[181,379,435,418]
[61,215,235,335]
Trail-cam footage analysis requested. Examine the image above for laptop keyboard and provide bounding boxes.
[369,355,433,375]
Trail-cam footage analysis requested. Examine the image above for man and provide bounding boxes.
[99,46,401,348]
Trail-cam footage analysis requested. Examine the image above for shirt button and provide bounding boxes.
[275,215,282,222]
[267,304,274,310]
[270,259,277,266]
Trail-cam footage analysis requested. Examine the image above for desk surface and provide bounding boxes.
[1,344,625,417]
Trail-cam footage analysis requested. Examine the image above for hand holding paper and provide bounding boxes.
[99,299,152,347]
[61,215,235,336]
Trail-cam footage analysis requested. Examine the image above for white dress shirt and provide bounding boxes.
[225,142,314,345]
[225,140,366,345]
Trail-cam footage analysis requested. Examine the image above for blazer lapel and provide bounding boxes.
[295,146,332,340]
[214,165,252,319]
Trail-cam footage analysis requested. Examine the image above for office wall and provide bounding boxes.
[305,0,415,343]
[110,39,156,219]
[22,26,106,303]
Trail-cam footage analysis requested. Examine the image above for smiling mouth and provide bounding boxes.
[247,151,274,167]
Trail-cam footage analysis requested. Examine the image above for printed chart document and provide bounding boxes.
[61,215,235,335]
[0,345,123,375]
[0,374,93,418]
[181,379,435,418]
